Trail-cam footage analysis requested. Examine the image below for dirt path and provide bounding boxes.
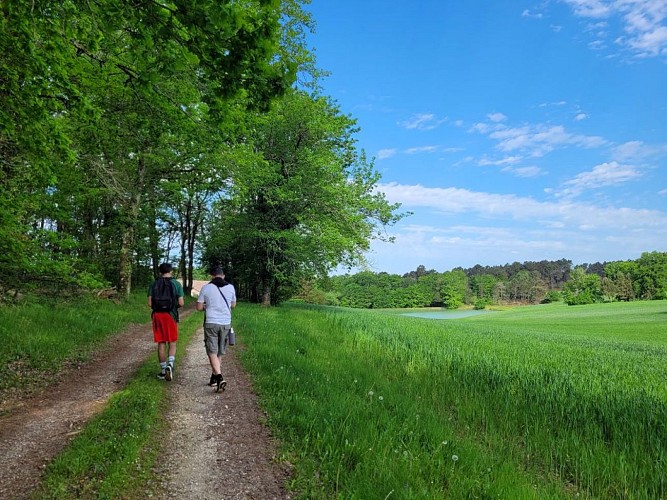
[151,327,291,499]
[0,309,291,500]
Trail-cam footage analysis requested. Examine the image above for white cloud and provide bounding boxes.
[502,165,545,178]
[471,114,607,157]
[566,161,641,187]
[487,124,607,156]
[567,0,611,18]
[405,145,440,154]
[539,100,568,107]
[377,148,397,160]
[628,25,667,56]
[478,156,522,166]
[362,182,667,273]
[376,181,665,230]
[522,9,544,19]
[575,112,588,121]
[612,140,667,162]
[399,113,446,130]
[555,161,642,198]
[487,112,507,122]
[562,0,667,57]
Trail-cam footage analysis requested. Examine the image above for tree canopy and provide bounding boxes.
[202,90,406,305]
[1,0,294,294]
[1,0,407,304]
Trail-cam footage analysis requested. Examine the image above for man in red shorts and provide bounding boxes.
[148,262,184,381]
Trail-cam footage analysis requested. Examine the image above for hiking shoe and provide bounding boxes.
[157,372,166,380]
[215,374,226,393]
[208,374,216,386]
[165,364,173,382]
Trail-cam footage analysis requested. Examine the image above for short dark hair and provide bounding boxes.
[158,262,173,274]
[210,265,224,276]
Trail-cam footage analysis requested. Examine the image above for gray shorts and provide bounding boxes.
[204,323,231,356]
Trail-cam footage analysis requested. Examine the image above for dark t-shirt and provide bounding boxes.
[148,278,185,321]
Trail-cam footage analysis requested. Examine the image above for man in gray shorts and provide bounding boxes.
[196,266,236,392]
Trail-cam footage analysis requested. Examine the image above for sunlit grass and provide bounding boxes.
[234,300,667,498]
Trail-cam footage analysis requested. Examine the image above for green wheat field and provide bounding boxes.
[233,300,667,499]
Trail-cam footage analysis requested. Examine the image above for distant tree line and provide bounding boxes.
[296,252,667,308]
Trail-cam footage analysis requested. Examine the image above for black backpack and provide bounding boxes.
[151,277,176,312]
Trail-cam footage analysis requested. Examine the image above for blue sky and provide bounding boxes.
[305,0,667,275]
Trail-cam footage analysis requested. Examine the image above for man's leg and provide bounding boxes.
[208,353,221,374]
[204,326,221,385]
[158,342,167,362]
[157,342,167,379]
[163,340,176,382]
[167,341,177,366]
[213,326,228,391]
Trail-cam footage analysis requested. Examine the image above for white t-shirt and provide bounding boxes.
[198,283,236,325]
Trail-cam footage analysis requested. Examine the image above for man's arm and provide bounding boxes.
[196,285,206,311]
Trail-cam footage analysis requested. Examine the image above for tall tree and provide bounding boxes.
[1,0,299,295]
[203,90,406,305]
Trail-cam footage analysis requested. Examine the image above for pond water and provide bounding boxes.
[401,310,494,320]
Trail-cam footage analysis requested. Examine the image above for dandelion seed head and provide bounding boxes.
[452,455,459,462]
[378,396,384,401]
[368,390,374,397]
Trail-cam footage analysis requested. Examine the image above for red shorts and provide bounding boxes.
[152,313,178,343]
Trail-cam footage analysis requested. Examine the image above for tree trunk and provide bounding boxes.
[178,198,191,295]
[145,185,160,278]
[117,226,135,298]
[260,280,272,307]
[117,156,145,298]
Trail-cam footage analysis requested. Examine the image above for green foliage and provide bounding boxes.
[635,251,667,300]
[473,298,489,310]
[563,267,603,305]
[302,254,664,311]
[202,91,407,305]
[234,300,667,498]
[541,289,562,303]
[1,0,304,297]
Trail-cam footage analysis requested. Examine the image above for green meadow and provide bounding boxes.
[3,297,666,498]
[233,300,667,499]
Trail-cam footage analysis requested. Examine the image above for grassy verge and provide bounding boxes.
[32,311,202,499]
[0,293,151,400]
[233,300,667,499]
